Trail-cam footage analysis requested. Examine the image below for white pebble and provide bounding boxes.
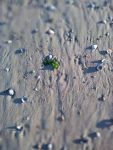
[16,125,23,131]
[49,54,53,59]
[96,132,101,138]
[102,20,107,24]
[5,67,10,72]
[48,143,53,150]
[91,44,98,50]
[106,48,113,56]
[7,40,12,44]
[34,88,38,91]
[37,75,41,80]
[46,29,55,35]
[8,88,15,96]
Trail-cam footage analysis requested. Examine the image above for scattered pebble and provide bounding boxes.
[21,97,28,103]
[98,94,105,101]
[91,44,98,51]
[8,88,15,97]
[105,32,110,37]
[6,40,12,44]
[5,67,10,72]
[16,125,23,131]
[48,143,53,150]
[46,28,55,35]
[34,87,38,91]
[106,48,113,56]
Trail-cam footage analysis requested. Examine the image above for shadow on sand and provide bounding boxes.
[73,138,88,144]
[84,66,97,74]
[99,50,107,55]
[41,65,54,71]
[13,98,23,104]
[96,119,113,129]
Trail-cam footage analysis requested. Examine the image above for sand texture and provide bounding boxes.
[0,0,113,150]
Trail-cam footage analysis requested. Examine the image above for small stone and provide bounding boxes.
[8,88,15,96]
[6,40,12,44]
[106,48,113,56]
[48,143,53,150]
[49,54,53,59]
[105,32,110,37]
[102,20,107,24]
[91,44,98,51]
[98,95,105,101]
[21,97,27,103]
[34,88,38,91]
[46,29,55,35]
[16,125,23,131]
[37,75,41,80]
[96,132,101,138]
[45,4,56,11]
[29,57,32,60]
[5,67,10,72]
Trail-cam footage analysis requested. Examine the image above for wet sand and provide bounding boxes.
[0,0,113,150]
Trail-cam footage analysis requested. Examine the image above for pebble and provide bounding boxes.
[6,40,12,44]
[96,132,101,138]
[8,88,15,96]
[48,143,53,150]
[5,67,10,72]
[46,28,55,35]
[21,97,28,103]
[37,75,41,80]
[106,48,113,56]
[34,87,38,91]
[49,54,53,60]
[16,125,23,131]
[45,4,56,11]
[91,44,98,51]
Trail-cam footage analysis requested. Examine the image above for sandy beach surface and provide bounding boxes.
[0,0,113,149]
